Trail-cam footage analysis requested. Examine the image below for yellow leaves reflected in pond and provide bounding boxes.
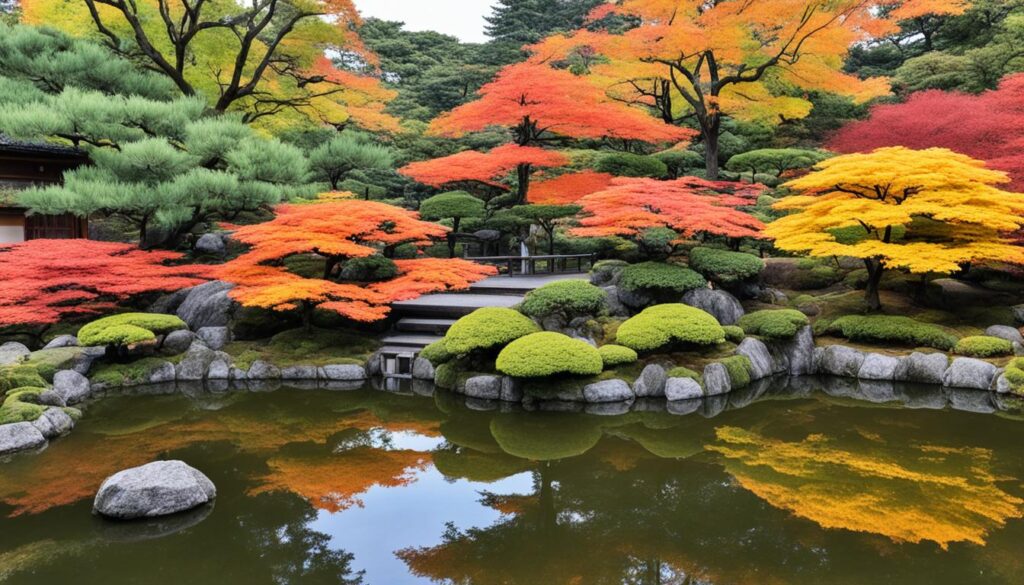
[707,426,1024,548]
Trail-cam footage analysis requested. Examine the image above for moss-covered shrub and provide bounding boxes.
[598,344,638,368]
[78,313,187,348]
[339,255,399,281]
[823,315,958,350]
[595,152,667,178]
[737,309,809,340]
[496,332,603,377]
[720,355,753,388]
[434,362,458,390]
[519,280,607,320]
[1003,358,1024,395]
[688,247,764,286]
[723,325,745,343]
[616,304,725,352]
[620,262,706,294]
[418,340,453,366]
[443,308,540,355]
[666,366,703,385]
[0,365,48,393]
[0,387,46,424]
[954,336,1013,357]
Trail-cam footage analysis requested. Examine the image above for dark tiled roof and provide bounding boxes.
[0,135,87,159]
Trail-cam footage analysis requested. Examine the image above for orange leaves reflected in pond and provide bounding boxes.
[707,426,1024,549]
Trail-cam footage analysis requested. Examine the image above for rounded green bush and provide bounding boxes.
[620,262,707,294]
[418,340,453,366]
[418,190,485,221]
[737,309,809,340]
[616,304,725,352]
[443,307,540,355]
[340,255,398,281]
[688,247,764,285]
[723,325,745,343]
[595,152,667,178]
[598,344,638,368]
[495,332,603,377]
[954,335,1013,357]
[823,315,958,350]
[78,313,187,347]
[1004,358,1024,395]
[519,280,607,320]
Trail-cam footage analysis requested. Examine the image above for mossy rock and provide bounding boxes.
[666,366,703,386]
[89,357,178,387]
[720,355,753,389]
[496,332,603,378]
[22,347,87,382]
[737,309,809,340]
[0,388,47,424]
[0,365,48,394]
[616,304,725,352]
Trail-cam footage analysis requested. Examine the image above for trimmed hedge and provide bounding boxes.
[78,313,186,347]
[598,344,638,368]
[954,335,1013,357]
[823,315,958,351]
[737,309,809,340]
[496,332,603,377]
[620,262,707,294]
[519,280,607,320]
[723,325,745,343]
[443,308,540,354]
[616,304,725,352]
[688,247,764,285]
[418,340,452,366]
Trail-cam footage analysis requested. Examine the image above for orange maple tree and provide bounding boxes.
[400,144,569,190]
[571,177,766,241]
[218,196,495,324]
[0,239,211,328]
[528,171,617,205]
[401,62,694,203]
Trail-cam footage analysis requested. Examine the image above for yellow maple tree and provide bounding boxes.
[766,147,1024,309]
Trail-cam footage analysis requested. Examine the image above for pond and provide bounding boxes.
[1,379,1023,584]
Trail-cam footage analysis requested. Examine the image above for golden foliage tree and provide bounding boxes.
[766,147,1024,309]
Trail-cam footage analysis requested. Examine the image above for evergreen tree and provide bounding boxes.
[483,0,603,65]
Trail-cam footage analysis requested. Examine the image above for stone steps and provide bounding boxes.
[394,318,456,335]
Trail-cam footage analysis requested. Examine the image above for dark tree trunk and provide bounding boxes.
[516,163,531,205]
[301,301,314,332]
[864,258,884,311]
[703,115,721,180]
[448,217,461,258]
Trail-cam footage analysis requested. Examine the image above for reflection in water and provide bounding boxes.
[0,379,1021,584]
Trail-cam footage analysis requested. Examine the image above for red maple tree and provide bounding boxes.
[0,239,211,327]
[571,177,766,241]
[828,73,1024,191]
[401,62,695,203]
[400,145,568,190]
[528,171,616,204]
[219,197,495,324]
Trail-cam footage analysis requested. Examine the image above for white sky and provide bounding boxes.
[356,0,497,43]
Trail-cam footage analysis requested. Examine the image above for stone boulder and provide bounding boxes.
[31,407,75,439]
[500,377,523,402]
[926,278,1004,310]
[281,365,318,380]
[894,352,949,384]
[463,375,502,400]
[93,460,216,519]
[247,360,281,380]
[632,364,667,397]
[664,377,703,401]
[176,281,236,330]
[319,364,367,381]
[175,342,218,381]
[601,286,629,317]
[942,357,998,391]
[0,341,30,366]
[736,338,776,381]
[681,288,745,325]
[1013,304,1024,326]
[766,326,816,376]
[617,286,654,309]
[857,353,901,381]
[147,361,177,384]
[412,357,435,381]
[206,360,230,380]
[196,327,230,351]
[590,261,626,287]
[194,233,226,257]
[582,379,634,403]
[816,345,865,378]
[702,363,731,396]
[0,422,47,456]
[43,335,78,349]
[984,325,1024,345]
[53,369,92,405]
[161,330,195,355]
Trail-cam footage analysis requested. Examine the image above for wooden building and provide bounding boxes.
[0,138,89,243]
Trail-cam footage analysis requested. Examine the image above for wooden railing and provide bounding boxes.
[465,253,595,276]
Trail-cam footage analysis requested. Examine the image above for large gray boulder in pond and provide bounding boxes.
[681,288,744,325]
[176,280,236,330]
[53,369,91,405]
[31,407,75,439]
[583,379,634,403]
[664,377,703,401]
[985,325,1024,345]
[702,363,731,396]
[93,461,216,519]
[858,353,901,381]
[0,422,47,456]
[816,345,865,378]
[0,341,30,366]
[319,364,367,381]
[894,352,948,384]
[463,375,502,400]
[632,364,667,397]
[942,357,998,391]
[736,338,775,380]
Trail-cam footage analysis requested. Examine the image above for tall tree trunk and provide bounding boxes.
[301,301,314,332]
[703,115,721,180]
[864,258,884,311]
[448,217,461,258]
[516,163,531,205]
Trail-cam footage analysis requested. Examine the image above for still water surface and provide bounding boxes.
[1,378,1023,584]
